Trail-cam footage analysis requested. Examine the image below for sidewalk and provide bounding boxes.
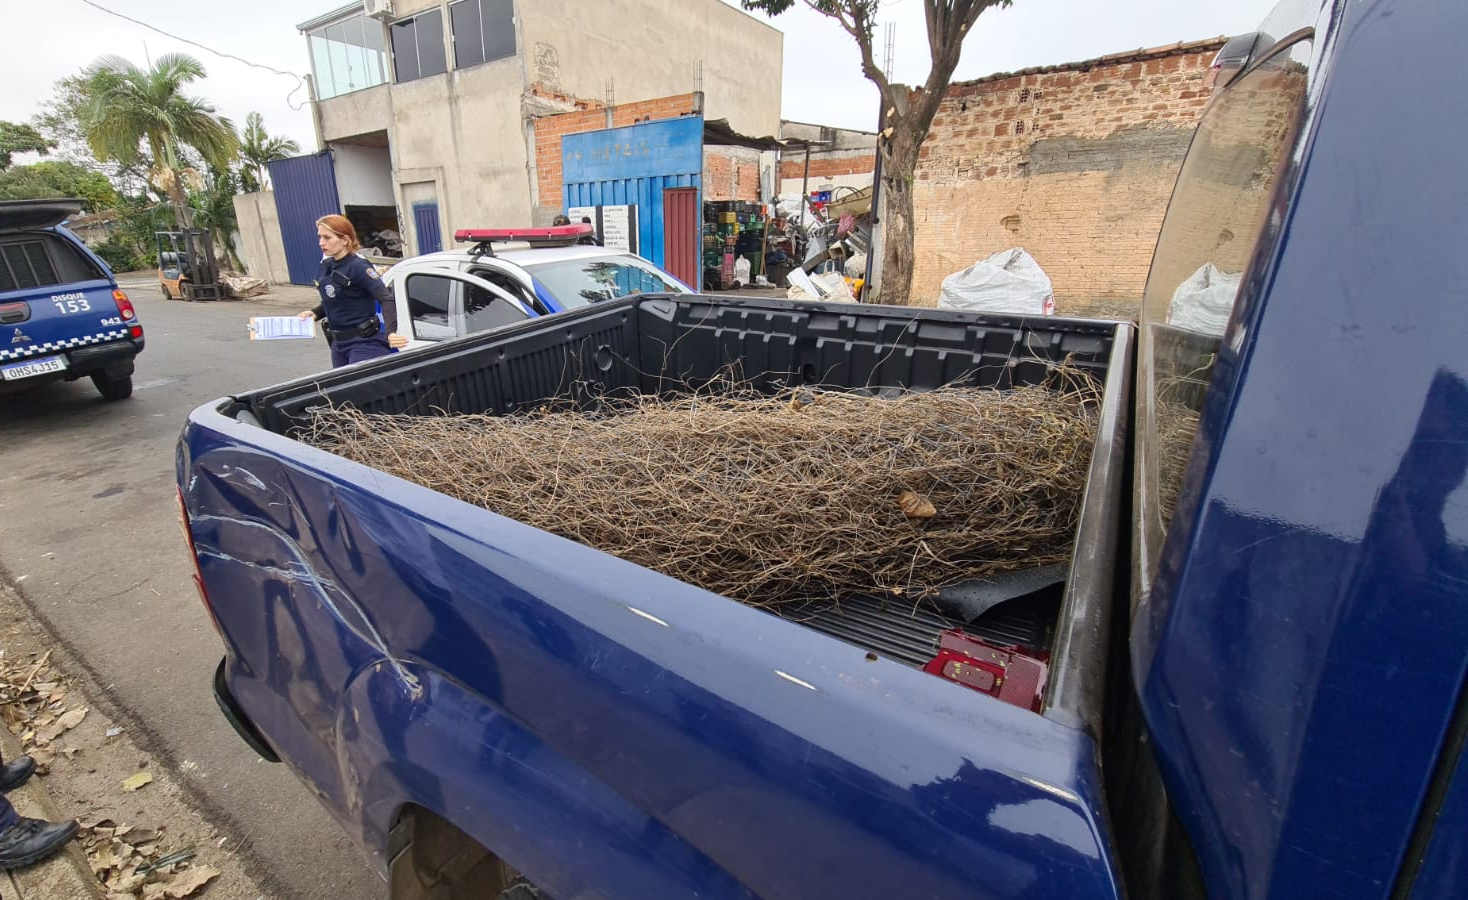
[0,726,102,900]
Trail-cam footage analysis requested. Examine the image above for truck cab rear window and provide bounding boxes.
[0,233,105,293]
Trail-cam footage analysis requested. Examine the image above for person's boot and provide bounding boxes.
[0,756,35,792]
[0,817,79,870]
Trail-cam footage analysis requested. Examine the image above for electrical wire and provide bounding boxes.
[76,0,310,110]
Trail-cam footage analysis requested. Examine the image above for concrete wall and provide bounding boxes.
[232,191,292,284]
[520,0,781,138]
[316,82,392,142]
[910,41,1224,317]
[374,58,527,251]
[331,144,395,206]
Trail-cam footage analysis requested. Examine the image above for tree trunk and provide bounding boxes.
[876,131,922,306]
[167,176,192,230]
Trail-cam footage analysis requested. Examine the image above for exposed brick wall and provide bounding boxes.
[531,90,701,214]
[911,41,1225,316]
[778,152,875,181]
[704,148,763,202]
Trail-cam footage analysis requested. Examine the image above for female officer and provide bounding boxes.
[298,215,408,367]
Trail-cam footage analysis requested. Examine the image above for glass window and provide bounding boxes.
[0,235,103,293]
[405,273,456,341]
[464,284,529,333]
[392,10,447,83]
[416,12,447,79]
[450,0,515,70]
[450,0,483,68]
[1136,37,1313,594]
[305,13,388,100]
[362,19,387,84]
[467,267,545,313]
[390,20,420,82]
[523,256,687,309]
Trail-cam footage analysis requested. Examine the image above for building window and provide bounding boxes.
[392,10,448,83]
[451,0,516,69]
[306,13,388,100]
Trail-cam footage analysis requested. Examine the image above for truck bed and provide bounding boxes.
[238,295,1128,725]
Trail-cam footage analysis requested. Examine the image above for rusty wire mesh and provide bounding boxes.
[302,379,1099,607]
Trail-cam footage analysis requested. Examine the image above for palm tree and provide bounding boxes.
[239,112,300,192]
[79,53,238,229]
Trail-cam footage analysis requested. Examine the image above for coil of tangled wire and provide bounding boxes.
[303,378,1099,608]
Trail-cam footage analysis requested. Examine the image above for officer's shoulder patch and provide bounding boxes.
[366,266,380,279]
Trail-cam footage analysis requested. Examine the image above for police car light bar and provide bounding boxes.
[453,224,592,246]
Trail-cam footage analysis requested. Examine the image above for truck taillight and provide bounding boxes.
[113,289,143,338]
[178,488,221,635]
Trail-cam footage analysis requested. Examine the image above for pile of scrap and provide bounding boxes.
[217,272,268,300]
[303,378,1099,606]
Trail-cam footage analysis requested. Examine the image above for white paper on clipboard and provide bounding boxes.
[248,316,317,340]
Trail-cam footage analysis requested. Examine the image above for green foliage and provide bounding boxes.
[110,195,173,268]
[79,53,240,229]
[80,53,239,170]
[91,235,146,273]
[189,165,244,269]
[239,112,300,192]
[0,121,54,170]
[0,161,117,208]
[33,75,155,193]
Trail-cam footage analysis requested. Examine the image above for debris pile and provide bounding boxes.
[304,379,1099,606]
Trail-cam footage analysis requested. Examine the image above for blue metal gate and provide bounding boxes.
[268,151,341,285]
[413,203,442,255]
[562,117,702,277]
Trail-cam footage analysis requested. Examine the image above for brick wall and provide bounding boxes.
[911,41,1225,316]
[532,90,701,215]
[704,148,763,202]
[778,151,875,182]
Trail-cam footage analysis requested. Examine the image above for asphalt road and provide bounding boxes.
[0,276,382,899]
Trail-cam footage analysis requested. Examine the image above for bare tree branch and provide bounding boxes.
[798,0,895,114]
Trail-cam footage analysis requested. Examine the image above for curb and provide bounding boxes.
[0,718,103,900]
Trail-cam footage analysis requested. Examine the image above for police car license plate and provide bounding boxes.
[1,355,68,381]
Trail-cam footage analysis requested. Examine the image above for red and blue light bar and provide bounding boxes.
[453,224,593,245]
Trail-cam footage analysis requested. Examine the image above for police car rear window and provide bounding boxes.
[0,233,104,294]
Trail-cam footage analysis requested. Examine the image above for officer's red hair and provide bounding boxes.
[315,214,361,253]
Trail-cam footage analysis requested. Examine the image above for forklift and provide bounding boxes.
[156,229,224,301]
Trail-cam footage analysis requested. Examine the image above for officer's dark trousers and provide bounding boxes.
[0,750,18,832]
[330,334,392,368]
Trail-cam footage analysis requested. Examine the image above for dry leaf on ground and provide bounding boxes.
[163,865,220,898]
[121,771,153,792]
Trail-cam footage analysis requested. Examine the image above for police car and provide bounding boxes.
[383,224,692,349]
[0,199,144,400]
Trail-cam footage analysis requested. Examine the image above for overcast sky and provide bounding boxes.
[2,0,1277,153]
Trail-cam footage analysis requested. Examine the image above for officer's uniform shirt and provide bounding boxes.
[314,254,396,334]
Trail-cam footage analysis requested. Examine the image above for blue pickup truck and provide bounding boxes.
[177,0,1468,897]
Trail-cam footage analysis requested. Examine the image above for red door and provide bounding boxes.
[663,187,700,290]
